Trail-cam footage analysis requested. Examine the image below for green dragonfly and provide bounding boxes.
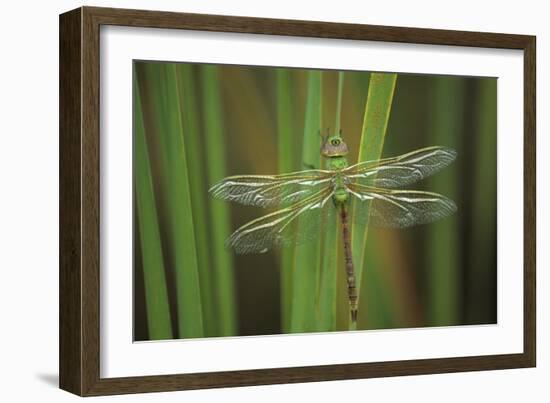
[209,131,457,324]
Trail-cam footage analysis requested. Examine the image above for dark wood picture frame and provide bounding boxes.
[59,6,536,396]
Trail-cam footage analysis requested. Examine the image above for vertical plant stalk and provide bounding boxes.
[361,236,394,329]
[201,65,238,336]
[139,63,204,338]
[428,77,462,326]
[334,72,345,133]
[351,73,397,326]
[318,72,344,331]
[166,64,205,338]
[133,71,173,340]
[276,68,294,332]
[290,70,322,333]
[468,78,497,323]
[176,64,217,337]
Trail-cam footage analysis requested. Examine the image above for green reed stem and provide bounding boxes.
[427,76,462,326]
[318,71,345,331]
[290,70,322,333]
[133,70,173,340]
[352,73,397,327]
[138,62,204,338]
[467,78,497,323]
[201,65,238,336]
[176,64,218,336]
[276,68,295,332]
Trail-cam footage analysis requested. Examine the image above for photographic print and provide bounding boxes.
[132,61,497,341]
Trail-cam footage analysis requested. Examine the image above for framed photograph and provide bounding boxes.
[59,6,536,396]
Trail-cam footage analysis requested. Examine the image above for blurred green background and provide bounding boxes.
[133,60,497,341]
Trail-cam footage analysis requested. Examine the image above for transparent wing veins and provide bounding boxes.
[344,146,457,188]
[227,186,334,254]
[209,169,334,207]
[347,183,457,228]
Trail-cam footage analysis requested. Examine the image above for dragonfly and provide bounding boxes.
[209,131,457,324]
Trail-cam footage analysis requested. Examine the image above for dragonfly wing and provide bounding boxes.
[344,146,456,188]
[348,184,456,228]
[209,170,334,207]
[227,188,334,254]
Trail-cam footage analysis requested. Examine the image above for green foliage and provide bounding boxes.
[466,79,498,323]
[201,65,238,336]
[276,68,295,332]
[352,73,397,328]
[290,71,323,333]
[317,72,345,331]
[427,77,462,326]
[176,64,217,336]
[136,63,204,339]
[133,71,173,340]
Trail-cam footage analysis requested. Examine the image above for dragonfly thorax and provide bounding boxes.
[326,155,348,171]
[333,186,349,204]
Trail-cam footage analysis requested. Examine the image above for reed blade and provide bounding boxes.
[466,78,498,323]
[351,73,397,327]
[427,76,462,326]
[133,69,174,340]
[136,62,205,338]
[201,65,238,336]
[276,68,295,332]
[318,72,344,331]
[290,70,322,333]
[175,64,219,336]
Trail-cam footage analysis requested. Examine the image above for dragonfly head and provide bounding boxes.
[321,130,349,158]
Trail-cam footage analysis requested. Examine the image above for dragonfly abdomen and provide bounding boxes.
[339,203,358,323]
